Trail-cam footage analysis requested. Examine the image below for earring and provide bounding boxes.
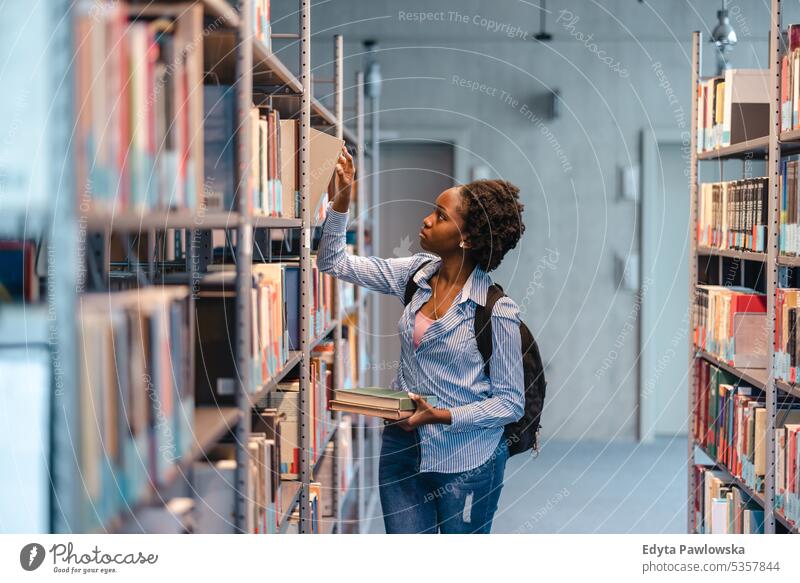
[459,241,465,248]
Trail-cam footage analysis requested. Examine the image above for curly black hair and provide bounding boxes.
[459,179,526,272]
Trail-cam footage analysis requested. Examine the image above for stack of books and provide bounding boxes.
[329,387,438,420]
[75,1,203,212]
[697,178,769,252]
[693,285,767,367]
[696,68,769,152]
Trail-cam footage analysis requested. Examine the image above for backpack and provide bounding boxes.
[403,261,547,457]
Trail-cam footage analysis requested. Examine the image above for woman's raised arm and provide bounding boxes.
[317,146,436,300]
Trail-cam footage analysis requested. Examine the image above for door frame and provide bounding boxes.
[380,127,470,184]
[639,127,689,442]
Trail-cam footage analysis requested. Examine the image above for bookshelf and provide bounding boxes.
[1,0,380,534]
[688,0,799,535]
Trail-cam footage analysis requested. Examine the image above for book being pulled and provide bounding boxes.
[329,387,438,420]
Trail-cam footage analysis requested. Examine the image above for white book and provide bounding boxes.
[194,459,237,533]
[722,69,770,147]
[711,497,730,534]
[794,53,799,128]
[250,107,260,210]
[696,82,705,153]
[259,118,269,213]
[0,347,50,533]
[721,181,729,249]
[777,428,787,505]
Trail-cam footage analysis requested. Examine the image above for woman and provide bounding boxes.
[317,146,526,533]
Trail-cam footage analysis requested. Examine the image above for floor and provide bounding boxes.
[364,437,688,534]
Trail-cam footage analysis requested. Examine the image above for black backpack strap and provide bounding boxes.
[474,283,505,378]
[403,260,433,306]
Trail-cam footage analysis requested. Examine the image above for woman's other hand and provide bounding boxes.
[397,392,452,431]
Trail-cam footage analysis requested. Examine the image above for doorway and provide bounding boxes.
[374,141,455,389]
[640,131,690,439]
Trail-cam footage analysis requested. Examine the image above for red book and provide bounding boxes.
[790,24,800,51]
[728,291,767,363]
[783,55,789,110]
[179,68,189,206]
[786,427,797,512]
[777,288,785,351]
[115,9,130,207]
[145,28,158,162]
[728,292,767,332]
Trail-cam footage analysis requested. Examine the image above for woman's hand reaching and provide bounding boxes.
[332,145,355,212]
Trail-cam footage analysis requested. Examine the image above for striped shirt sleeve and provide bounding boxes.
[316,201,436,301]
[445,295,525,433]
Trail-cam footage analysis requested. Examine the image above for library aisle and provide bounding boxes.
[4,2,800,574]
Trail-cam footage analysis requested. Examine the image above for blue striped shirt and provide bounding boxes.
[317,202,525,473]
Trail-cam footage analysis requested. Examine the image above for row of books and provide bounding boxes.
[157,416,357,534]
[77,286,193,531]
[697,157,800,259]
[340,320,359,390]
[247,432,279,533]
[696,69,769,153]
[203,85,344,220]
[194,256,334,402]
[252,263,292,381]
[312,256,335,338]
[200,406,297,534]
[777,422,800,527]
[74,1,202,211]
[775,288,800,382]
[260,384,301,479]
[780,155,800,256]
[692,285,767,368]
[192,435,280,534]
[287,482,325,533]
[204,87,292,215]
[72,0,341,216]
[309,416,359,530]
[781,25,800,132]
[255,335,362,481]
[287,422,357,533]
[116,436,285,534]
[693,359,762,478]
[695,286,800,383]
[314,442,337,517]
[195,265,290,402]
[697,178,768,252]
[694,358,800,498]
[249,108,296,217]
[310,343,338,464]
[694,466,765,534]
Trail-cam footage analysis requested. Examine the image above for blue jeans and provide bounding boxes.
[378,421,509,534]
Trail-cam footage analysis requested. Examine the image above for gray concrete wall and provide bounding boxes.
[269,0,789,440]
